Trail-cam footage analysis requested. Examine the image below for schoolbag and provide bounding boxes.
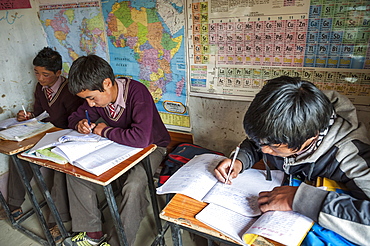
[158,143,225,186]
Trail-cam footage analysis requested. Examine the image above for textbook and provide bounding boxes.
[0,111,53,141]
[196,203,313,246]
[21,129,143,176]
[156,153,285,217]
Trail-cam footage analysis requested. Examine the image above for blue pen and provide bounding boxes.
[85,110,91,125]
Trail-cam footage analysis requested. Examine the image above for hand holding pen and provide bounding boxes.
[16,105,32,121]
[214,146,242,185]
[77,110,95,134]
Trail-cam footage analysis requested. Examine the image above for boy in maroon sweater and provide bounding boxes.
[5,47,84,240]
[63,54,170,246]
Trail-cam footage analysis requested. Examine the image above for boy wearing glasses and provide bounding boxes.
[215,76,370,245]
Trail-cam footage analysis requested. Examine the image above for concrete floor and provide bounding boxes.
[0,185,203,246]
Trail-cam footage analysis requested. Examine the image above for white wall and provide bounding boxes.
[0,0,47,181]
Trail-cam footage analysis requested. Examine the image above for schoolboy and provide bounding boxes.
[6,47,84,238]
[62,54,170,246]
[215,76,370,245]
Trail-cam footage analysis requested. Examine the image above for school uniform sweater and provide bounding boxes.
[34,76,84,129]
[68,78,170,148]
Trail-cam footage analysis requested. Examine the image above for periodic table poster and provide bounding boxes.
[187,0,370,105]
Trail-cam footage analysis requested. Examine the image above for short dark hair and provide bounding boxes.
[244,76,333,150]
[68,54,116,95]
[33,47,62,73]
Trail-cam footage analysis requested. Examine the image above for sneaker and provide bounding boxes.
[11,208,23,220]
[49,225,63,244]
[62,232,106,246]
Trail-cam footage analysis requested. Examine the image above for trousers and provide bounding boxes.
[7,158,71,223]
[67,146,166,246]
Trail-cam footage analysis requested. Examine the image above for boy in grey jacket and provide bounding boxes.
[215,76,370,245]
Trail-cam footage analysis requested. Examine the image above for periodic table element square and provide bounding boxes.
[225,77,234,87]
[327,56,339,68]
[320,18,333,31]
[254,21,265,33]
[301,70,314,81]
[294,44,306,56]
[245,43,254,55]
[334,3,347,17]
[354,44,367,56]
[308,18,320,31]
[201,23,208,35]
[209,33,217,45]
[321,4,335,18]
[286,19,297,32]
[284,43,295,56]
[343,30,358,44]
[304,55,316,67]
[293,56,304,67]
[253,56,263,66]
[226,44,235,55]
[265,20,274,32]
[218,67,226,77]
[234,78,242,88]
[346,16,362,29]
[332,17,346,30]
[274,19,286,33]
[264,43,273,55]
[235,68,243,78]
[226,55,235,64]
[330,30,344,43]
[262,69,272,80]
[218,45,226,54]
[318,43,330,56]
[226,67,235,78]
[235,55,245,65]
[307,31,319,43]
[243,67,252,78]
[193,35,201,44]
[341,44,354,55]
[296,31,307,43]
[329,43,342,55]
[319,31,331,43]
[306,43,318,55]
[316,56,328,67]
[283,56,294,67]
[243,78,252,88]
[309,5,322,18]
[285,31,296,44]
[263,56,273,66]
[217,55,226,65]
[338,56,351,68]
[297,19,308,32]
[356,29,370,43]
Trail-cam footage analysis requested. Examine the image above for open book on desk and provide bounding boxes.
[196,203,313,246]
[0,111,53,141]
[21,129,143,176]
[156,153,285,217]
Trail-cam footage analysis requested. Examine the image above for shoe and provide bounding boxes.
[11,208,23,220]
[62,232,106,246]
[49,225,63,244]
[100,243,110,246]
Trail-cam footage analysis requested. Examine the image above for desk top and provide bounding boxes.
[160,194,281,246]
[0,127,61,155]
[18,144,157,186]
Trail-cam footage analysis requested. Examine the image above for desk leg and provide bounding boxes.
[170,223,183,246]
[30,162,69,239]
[11,155,54,246]
[142,156,164,245]
[103,184,128,246]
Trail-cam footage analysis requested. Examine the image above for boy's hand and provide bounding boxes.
[258,186,298,212]
[214,158,243,185]
[92,122,107,136]
[16,110,32,121]
[77,119,96,134]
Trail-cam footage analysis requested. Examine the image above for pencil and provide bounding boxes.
[225,146,240,184]
[22,105,28,120]
[85,110,91,125]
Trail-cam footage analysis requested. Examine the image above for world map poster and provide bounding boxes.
[39,0,189,129]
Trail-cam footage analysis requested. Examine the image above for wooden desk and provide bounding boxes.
[0,127,67,246]
[19,143,163,246]
[160,194,281,246]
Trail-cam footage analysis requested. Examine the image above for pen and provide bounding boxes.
[225,146,240,184]
[22,105,28,120]
[85,110,91,125]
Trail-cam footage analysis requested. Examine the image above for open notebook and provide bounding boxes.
[21,129,143,176]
